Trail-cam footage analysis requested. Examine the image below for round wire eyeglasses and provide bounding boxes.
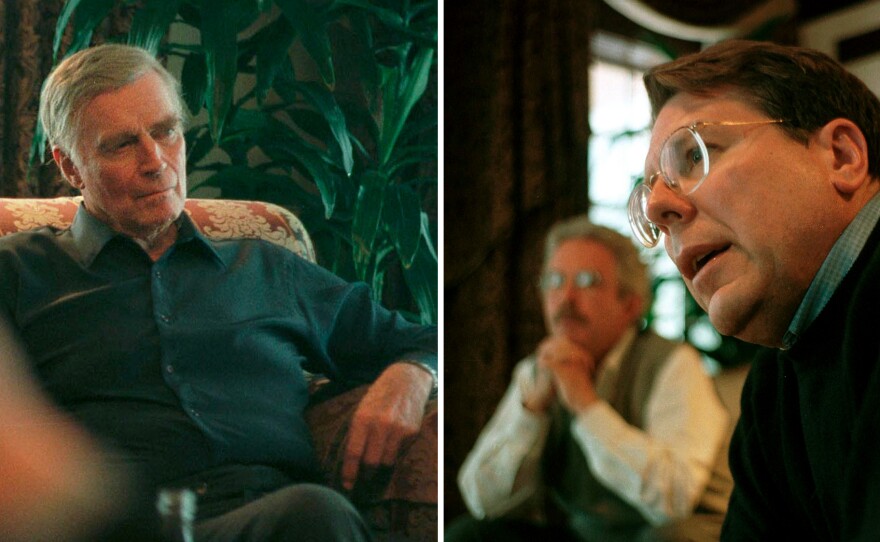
[627,119,784,247]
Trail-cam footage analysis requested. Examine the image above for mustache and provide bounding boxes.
[552,304,587,325]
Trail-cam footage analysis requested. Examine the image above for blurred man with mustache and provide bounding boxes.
[449,217,730,542]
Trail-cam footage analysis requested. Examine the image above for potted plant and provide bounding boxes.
[34,0,438,324]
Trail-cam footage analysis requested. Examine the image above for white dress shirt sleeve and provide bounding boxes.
[457,358,552,519]
[570,343,729,525]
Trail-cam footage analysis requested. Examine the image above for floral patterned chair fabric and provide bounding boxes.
[0,196,437,542]
[0,196,316,261]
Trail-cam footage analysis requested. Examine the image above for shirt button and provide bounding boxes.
[191,409,200,417]
[166,365,174,374]
[160,314,171,324]
[155,270,162,279]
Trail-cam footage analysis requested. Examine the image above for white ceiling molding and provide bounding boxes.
[592,31,672,69]
[799,0,880,97]
[602,0,797,45]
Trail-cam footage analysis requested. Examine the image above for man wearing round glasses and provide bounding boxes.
[449,217,730,541]
[632,40,880,539]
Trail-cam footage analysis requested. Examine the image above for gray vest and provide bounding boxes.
[541,330,732,535]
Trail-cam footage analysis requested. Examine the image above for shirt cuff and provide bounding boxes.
[395,359,438,389]
[572,400,621,439]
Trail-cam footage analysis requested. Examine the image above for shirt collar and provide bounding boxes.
[70,204,226,268]
[782,190,880,349]
[69,204,120,266]
[174,212,228,268]
[596,326,637,378]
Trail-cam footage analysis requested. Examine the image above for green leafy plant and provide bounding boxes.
[34,0,438,324]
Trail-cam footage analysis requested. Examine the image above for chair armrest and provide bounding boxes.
[305,385,438,540]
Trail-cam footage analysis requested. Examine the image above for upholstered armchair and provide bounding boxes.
[0,196,438,542]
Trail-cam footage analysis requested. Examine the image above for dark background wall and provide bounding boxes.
[444,0,597,521]
[0,1,135,198]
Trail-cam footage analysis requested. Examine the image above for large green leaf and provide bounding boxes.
[225,108,271,137]
[282,97,374,174]
[54,0,82,59]
[128,0,183,55]
[180,51,207,116]
[382,92,437,178]
[283,108,335,151]
[333,0,436,45]
[382,184,421,267]
[369,244,395,304]
[331,0,404,28]
[271,77,357,176]
[276,0,335,87]
[406,0,439,45]
[195,165,299,202]
[199,0,258,142]
[176,2,201,27]
[184,125,214,170]
[54,0,117,61]
[296,82,354,176]
[352,171,387,281]
[60,0,116,62]
[401,221,437,324]
[257,130,340,219]
[386,144,436,179]
[420,210,438,260]
[269,58,299,104]
[343,10,381,110]
[253,16,297,105]
[379,47,433,166]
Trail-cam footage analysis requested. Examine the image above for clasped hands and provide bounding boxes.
[520,335,600,415]
[340,362,434,491]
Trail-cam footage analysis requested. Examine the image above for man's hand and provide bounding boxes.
[537,335,600,413]
[341,362,433,490]
[518,359,556,413]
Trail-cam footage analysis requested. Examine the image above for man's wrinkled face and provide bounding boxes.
[645,91,840,347]
[541,239,641,359]
[59,70,187,241]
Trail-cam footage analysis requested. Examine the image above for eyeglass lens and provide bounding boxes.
[628,184,660,247]
[628,127,709,247]
[628,119,784,247]
[660,127,709,194]
[540,270,602,291]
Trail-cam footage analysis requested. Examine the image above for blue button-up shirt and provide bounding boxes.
[0,206,437,484]
[783,191,880,349]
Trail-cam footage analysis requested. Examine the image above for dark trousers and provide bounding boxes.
[445,516,579,542]
[167,464,371,542]
[445,513,723,542]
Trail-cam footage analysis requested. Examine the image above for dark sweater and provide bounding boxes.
[722,223,880,540]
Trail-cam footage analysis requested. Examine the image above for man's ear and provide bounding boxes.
[816,118,870,195]
[51,147,85,190]
[622,292,645,324]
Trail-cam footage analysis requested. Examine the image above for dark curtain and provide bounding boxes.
[444,0,599,522]
[0,1,133,198]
